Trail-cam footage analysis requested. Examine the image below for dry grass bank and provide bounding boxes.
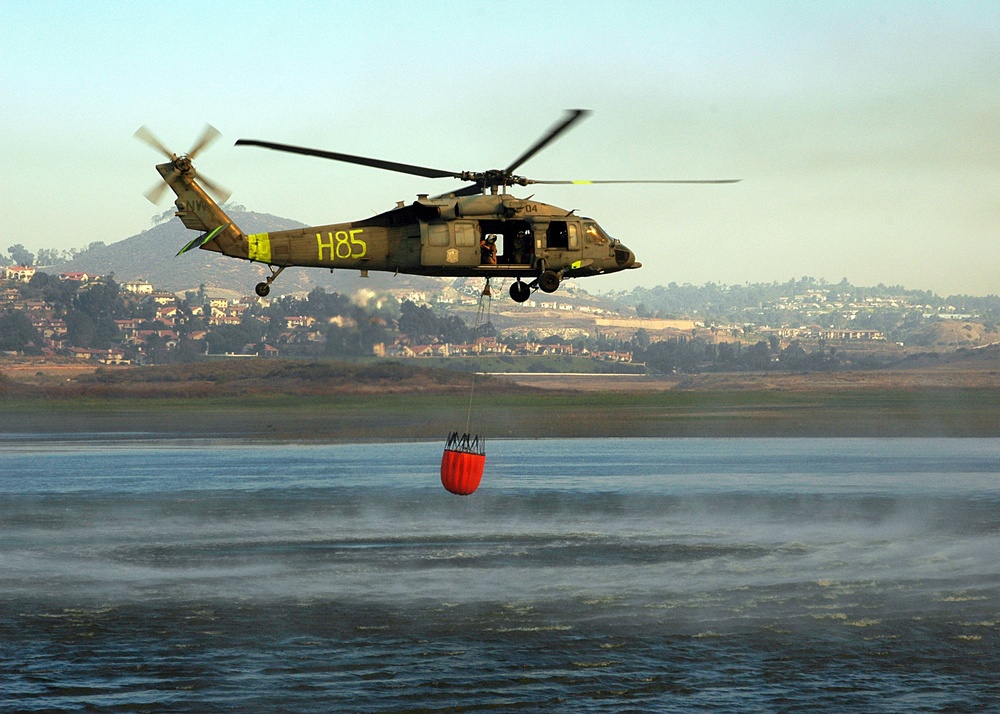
[3,356,999,440]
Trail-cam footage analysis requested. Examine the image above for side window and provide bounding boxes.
[568,223,579,249]
[428,223,450,247]
[547,221,569,249]
[454,222,476,247]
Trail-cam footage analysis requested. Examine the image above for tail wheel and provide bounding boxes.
[538,270,560,293]
[253,265,285,298]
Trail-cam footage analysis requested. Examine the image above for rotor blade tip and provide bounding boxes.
[143,181,169,205]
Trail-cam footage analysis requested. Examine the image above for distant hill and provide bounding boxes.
[893,343,1000,370]
[51,209,449,299]
[905,321,1000,348]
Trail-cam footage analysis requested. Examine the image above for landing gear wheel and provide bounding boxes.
[538,270,561,294]
[252,265,285,298]
[509,280,531,303]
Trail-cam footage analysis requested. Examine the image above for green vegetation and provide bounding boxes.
[4,266,999,377]
[2,242,107,268]
[72,358,477,394]
[3,364,998,439]
[416,354,645,374]
[5,389,997,439]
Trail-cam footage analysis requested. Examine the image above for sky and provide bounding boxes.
[2,0,999,296]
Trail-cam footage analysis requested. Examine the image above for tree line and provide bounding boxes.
[0,272,916,372]
[2,242,107,268]
[1,273,495,362]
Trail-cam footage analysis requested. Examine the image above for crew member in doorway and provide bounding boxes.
[480,235,497,265]
[512,228,531,264]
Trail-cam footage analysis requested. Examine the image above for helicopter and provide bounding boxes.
[136,110,737,302]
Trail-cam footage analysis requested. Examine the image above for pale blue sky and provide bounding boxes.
[3,0,998,295]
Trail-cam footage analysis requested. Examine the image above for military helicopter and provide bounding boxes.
[137,110,737,302]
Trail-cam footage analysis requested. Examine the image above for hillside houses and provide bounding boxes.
[59,271,96,283]
[4,266,36,282]
[762,326,886,342]
[385,337,633,363]
[121,280,154,295]
[4,267,997,370]
[69,346,128,365]
[0,271,272,361]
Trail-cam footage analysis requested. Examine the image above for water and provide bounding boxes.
[1,437,998,712]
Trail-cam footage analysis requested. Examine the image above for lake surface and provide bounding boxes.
[1,437,998,712]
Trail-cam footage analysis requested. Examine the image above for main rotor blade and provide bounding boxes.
[235,139,463,180]
[134,125,174,160]
[526,178,742,185]
[434,183,484,199]
[505,109,592,176]
[188,124,221,159]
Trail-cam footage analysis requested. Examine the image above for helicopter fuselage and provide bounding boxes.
[142,111,736,299]
[140,110,740,300]
[180,183,640,298]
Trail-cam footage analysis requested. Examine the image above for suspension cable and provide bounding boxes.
[465,279,495,434]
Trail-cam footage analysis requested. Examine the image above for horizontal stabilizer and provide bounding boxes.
[177,224,229,256]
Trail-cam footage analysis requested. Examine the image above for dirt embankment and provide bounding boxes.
[0,358,533,399]
[3,357,999,439]
[494,368,1000,393]
[672,369,1000,391]
[1,359,104,386]
[5,355,1000,398]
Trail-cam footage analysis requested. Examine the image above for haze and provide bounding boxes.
[2,1,998,296]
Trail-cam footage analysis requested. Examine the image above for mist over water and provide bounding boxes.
[2,438,998,712]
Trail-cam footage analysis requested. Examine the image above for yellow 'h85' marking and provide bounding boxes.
[318,229,366,261]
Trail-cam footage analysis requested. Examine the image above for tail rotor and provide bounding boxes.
[134,124,231,204]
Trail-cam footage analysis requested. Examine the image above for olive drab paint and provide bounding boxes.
[158,165,643,300]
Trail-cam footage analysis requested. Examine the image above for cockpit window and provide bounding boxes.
[584,222,609,246]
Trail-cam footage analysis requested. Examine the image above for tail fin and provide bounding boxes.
[156,161,246,258]
[135,126,247,259]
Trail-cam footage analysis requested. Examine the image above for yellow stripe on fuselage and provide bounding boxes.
[247,233,271,263]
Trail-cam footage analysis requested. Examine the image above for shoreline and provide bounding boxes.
[4,359,1000,440]
[3,387,998,439]
[2,433,998,453]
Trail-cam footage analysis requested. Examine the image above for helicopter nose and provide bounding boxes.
[614,244,639,269]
